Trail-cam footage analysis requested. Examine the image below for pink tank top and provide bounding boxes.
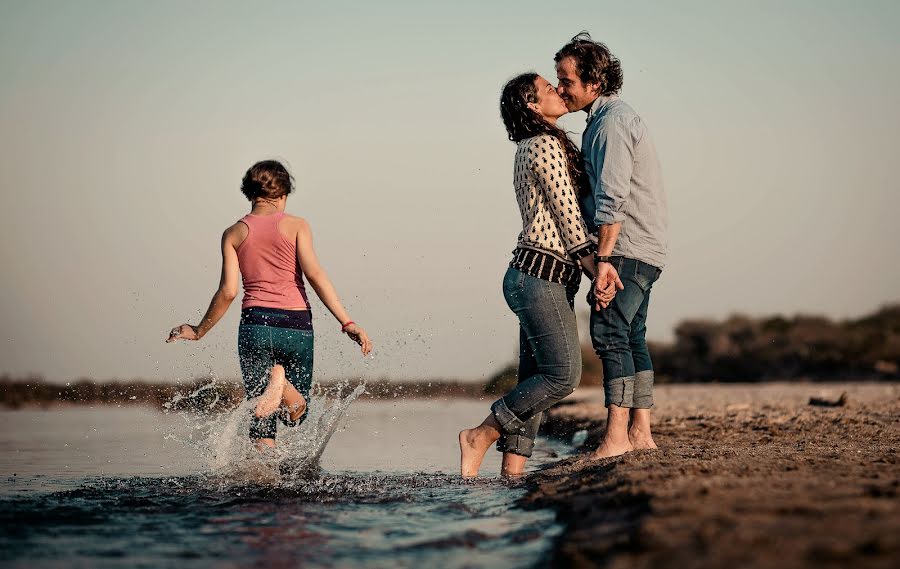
[236,212,310,310]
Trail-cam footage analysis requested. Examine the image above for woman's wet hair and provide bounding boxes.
[554,31,623,96]
[240,160,294,201]
[499,73,589,199]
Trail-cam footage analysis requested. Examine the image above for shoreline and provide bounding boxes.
[3,378,896,411]
[526,383,900,568]
[0,379,492,410]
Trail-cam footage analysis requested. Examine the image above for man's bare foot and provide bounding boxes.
[591,432,634,459]
[628,428,658,450]
[459,428,495,478]
[255,369,286,418]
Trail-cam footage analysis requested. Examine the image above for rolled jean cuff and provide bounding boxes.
[605,374,636,408]
[605,372,654,409]
[496,434,535,458]
[491,397,529,435]
[633,370,655,408]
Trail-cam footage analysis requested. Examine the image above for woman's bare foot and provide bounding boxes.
[458,429,495,477]
[501,452,527,478]
[255,365,286,418]
[459,415,502,477]
[286,395,307,422]
[459,430,487,477]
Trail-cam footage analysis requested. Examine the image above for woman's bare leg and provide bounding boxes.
[501,452,527,478]
[459,414,502,477]
[281,381,307,422]
[255,364,287,418]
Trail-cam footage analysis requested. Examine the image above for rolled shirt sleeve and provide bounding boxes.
[588,115,637,227]
[528,136,594,259]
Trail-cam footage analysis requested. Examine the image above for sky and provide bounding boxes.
[1,0,898,383]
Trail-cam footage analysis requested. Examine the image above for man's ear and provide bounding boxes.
[588,83,603,97]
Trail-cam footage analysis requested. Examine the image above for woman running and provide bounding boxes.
[167,160,371,450]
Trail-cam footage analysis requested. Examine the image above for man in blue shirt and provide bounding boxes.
[556,33,669,459]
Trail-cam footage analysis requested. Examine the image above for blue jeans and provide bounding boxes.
[589,257,661,409]
[238,308,314,440]
[491,267,582,457]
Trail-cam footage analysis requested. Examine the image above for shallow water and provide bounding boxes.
[0,394,570,568]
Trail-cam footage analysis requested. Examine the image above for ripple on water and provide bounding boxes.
[0,472,561,569]
[1,385,566,568]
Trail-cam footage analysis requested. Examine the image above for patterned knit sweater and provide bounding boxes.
[510,134,595,286]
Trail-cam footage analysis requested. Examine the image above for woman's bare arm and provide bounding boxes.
[166,226,241,342]
[295,218,372,355]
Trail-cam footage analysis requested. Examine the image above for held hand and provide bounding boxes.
[166,324,200,343]
[594,263,624,311]
[343,323,373,356]
[590,279,617,309]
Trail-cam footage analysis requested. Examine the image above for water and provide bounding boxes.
[0,392,570,568]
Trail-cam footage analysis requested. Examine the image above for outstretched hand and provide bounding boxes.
[593,262,625,311]
[166,324,200,343]
[343,323,373,356]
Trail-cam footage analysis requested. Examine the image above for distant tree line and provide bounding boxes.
[651,304,900,381]
[0,376,488,410]
[0,377,244,411]
[485,304,900,393]
[3,305,897,407]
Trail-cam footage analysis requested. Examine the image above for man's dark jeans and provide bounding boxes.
[491,267,582,457]
[590,256,661,409]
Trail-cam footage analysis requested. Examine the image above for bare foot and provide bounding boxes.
[629,428,658,451]
[255,370,286,418]
[501,452,527,478]
[591,433,634,459]
[459,428,494,478]
[287,396,307,422]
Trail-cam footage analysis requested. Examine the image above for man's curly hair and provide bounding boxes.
[554,32,623,96]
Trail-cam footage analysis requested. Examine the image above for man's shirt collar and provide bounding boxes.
[586,94,618,123]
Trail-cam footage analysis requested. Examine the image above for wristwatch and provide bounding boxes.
[595,254,613,264]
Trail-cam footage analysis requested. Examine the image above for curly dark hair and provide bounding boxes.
[240,160,294,201]
[554,32,623,96]
[499,72,589,199]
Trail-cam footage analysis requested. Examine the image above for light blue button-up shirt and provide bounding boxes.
[582,95,668,269]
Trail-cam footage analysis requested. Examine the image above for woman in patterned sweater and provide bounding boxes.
[459,73,616,477]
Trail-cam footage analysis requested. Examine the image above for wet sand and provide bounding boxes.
[526,383,900,569]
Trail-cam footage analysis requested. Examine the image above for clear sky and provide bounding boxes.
[1,0,898,383]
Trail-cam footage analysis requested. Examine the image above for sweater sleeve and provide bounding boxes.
[527,135,594,259]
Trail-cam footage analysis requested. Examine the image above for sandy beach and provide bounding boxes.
[527,382,900,569]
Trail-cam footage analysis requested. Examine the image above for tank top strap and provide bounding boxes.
[239,212,286,232]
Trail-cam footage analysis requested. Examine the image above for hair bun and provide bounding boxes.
[240,160,294,202]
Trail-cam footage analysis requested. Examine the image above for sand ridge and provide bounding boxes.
[525,383,900,569]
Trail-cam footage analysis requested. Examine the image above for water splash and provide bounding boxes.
[164,381,366,487]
